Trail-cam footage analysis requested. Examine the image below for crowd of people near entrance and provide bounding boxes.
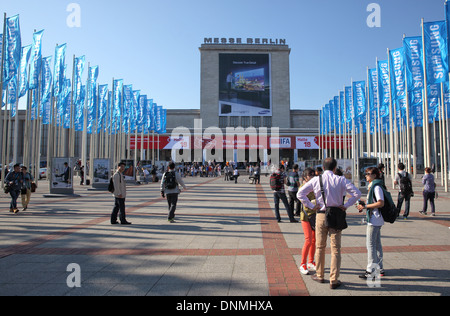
[3,156,439,290]
[269,158,438,289]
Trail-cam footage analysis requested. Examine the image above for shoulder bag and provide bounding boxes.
[319,175,348,230]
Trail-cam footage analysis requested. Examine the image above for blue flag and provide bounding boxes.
[18,45,31,98]
[53,44,66,96]
[137,95,147,133]
[423,21,448,84]
[389,47,407,103]
[98,84,108,133]
[344,86,353,123]
[29,30,44,90]
[87,66,99,134]
[123,85,133,134]
[73,56,85,105]
[131,90,140,133]
[3,15,21,85]
[112,79,123,133]
[74,85,86,131]
[403,36,424,91]
[352,81,366,118]
[40,56,53,119]
[377,60,390,118]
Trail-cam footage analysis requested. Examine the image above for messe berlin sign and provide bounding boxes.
[204,37,287,45]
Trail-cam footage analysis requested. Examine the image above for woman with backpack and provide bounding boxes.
[356,167,385,279]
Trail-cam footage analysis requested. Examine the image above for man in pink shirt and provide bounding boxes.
[297,158,361,289]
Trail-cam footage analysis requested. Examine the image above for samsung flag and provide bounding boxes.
[389,47,406,102]
[377,60,390,118]
[29,30,44,90]
[73,56,85,105]
[53,43,67,96]
[423,21,448,84]
[403,36,424,91]
[3,15,21,84]
[18,45,31,98]
[352,81,366,117]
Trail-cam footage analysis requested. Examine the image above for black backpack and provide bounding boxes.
[108,177,114,193]
[372,182,400,224]
[164,171,177,190]
[398,172,413,196]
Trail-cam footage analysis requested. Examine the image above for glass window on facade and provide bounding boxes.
[230,116,240,128]
[252,116,261,128]
[263,116,272,128]
[219,116,228,128]
[241,116,250,128]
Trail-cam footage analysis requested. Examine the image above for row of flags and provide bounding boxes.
[1,14,167,136]
[320,3,450,138]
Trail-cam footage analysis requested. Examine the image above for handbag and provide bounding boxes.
[31,182,37,193]
[4,183,11,194]
[319,175,348,230]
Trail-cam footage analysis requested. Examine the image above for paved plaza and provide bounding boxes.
[0,173,449,296]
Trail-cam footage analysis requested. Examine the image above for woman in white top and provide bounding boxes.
[356,167,385,279]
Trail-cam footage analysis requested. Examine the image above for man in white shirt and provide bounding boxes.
[297,158,361,289]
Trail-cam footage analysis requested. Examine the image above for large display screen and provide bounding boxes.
[219,53,272,117]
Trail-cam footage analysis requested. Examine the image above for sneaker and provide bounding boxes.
[299,264,309,275]
[379,269,385,276]
[168,218,175,223]
[307,262,316,272]
[419,211,427,216]
[359,271,373,279]
[13,209,19,214]
[431,213,435,217]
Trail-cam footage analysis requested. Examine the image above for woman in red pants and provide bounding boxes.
[298,167,317,275]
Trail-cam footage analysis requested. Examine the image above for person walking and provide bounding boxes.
[287,164,302,216]
[233,168,239,184]
[271,164,298,223]
[356,167,385,279]
[298,157,361,289]
[298,167,317,275]
[20,166,35,211]
[161,162,187,223]
[5,164,24,214]
[111,162,131,225]
[394,162,413,219]
[420,167,436,216]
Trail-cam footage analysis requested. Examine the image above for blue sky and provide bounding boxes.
[2,0,447,111]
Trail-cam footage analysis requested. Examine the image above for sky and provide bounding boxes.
[1,0,447,111]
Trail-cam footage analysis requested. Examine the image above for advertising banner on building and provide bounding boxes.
[218,53,272,117]
[296,136,320,149]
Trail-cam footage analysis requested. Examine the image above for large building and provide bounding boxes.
[163,38,320,163]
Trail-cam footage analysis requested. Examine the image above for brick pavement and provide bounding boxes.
[0,173,449,296]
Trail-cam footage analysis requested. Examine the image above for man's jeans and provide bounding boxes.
[167,193,179,220]
[397,192,411,217]
[111,197,126,224]
[273,191,295,221]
